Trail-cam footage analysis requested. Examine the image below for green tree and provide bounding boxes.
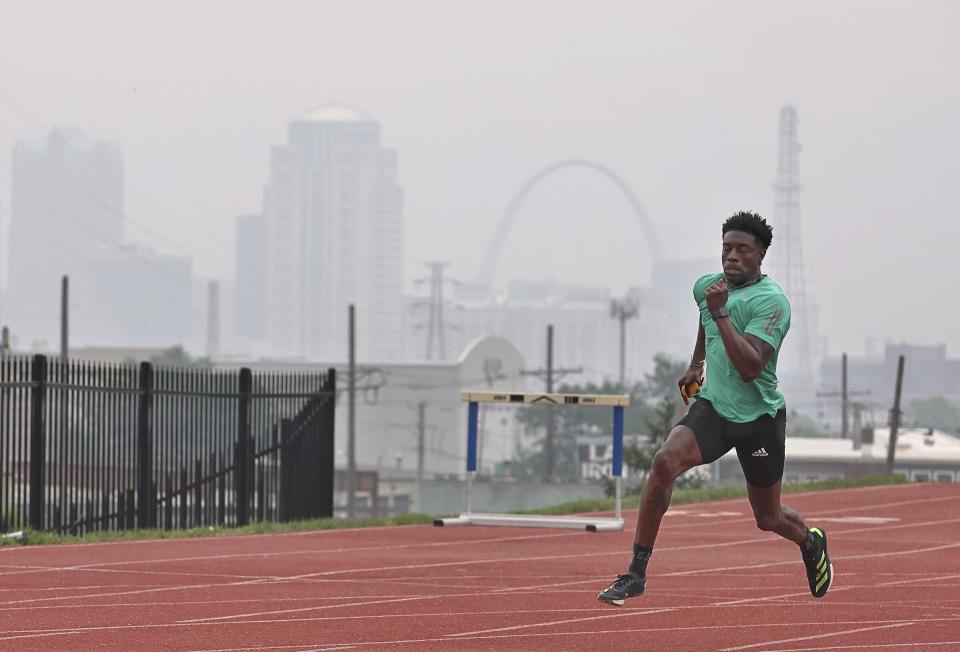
[512,354,692,481]
[787,410,828,437]
[148,345,212,369]
[906,396,960,435]
[642,354,689,400]
[603,393,708,497]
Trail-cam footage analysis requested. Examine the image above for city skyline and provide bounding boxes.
[0,1,958,360]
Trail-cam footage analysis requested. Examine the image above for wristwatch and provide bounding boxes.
[710,306,730,320]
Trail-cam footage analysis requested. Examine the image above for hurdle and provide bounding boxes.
[433,390,628,532]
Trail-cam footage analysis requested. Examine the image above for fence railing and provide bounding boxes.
[0,354,335,535]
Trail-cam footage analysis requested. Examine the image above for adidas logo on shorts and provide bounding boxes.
[751,447,769,457]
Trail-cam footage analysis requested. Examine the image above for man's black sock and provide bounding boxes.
[629,544,652,577]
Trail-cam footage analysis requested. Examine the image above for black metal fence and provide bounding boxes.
[0,354,335,535]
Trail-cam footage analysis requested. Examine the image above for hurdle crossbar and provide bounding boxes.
[434,390,628,532]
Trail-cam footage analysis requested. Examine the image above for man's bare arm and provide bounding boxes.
[713,319,775,382]
[678,323,706,405]
[703,278,776,383]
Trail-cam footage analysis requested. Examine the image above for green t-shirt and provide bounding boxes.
[693,272,790,422]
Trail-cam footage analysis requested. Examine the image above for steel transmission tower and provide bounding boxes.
[771,106,817,391]
[416,262,456,360]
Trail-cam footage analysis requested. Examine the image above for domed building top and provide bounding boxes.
[295,104,374,124]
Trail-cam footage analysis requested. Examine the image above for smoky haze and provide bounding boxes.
[0,0,957,358]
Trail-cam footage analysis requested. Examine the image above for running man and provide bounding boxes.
[597,211,833,606]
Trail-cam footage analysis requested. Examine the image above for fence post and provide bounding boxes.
[137,362,154,528]
[236,368,252,526]
[29,354,48,531]
[321,368,337,518]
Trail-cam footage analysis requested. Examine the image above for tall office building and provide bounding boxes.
[8,128,193,350]
[261,105,403,360]
[8,128,124,345]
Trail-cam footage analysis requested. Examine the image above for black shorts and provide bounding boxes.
[677,398,786,488]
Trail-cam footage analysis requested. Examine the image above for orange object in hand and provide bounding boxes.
[680,381,701,399]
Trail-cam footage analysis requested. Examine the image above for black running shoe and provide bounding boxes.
[597,572,645,606]
[802,527,833,598]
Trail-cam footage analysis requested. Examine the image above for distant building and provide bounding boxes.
[581,428,960,485]
[651,257,716,359]
[234,214,267,340]
[8,128,123,345]
[821,343,960,420]
[216,334,525,480]
[717,428,960,485]
[6,128,193,350]
[411,279,672,386]
[91,245,192,348]
[254,105,403,361]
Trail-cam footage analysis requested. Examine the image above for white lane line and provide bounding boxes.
[5,612,958,645]
[718,622,915,651]
[0,526,583,575]
[172,533,960,625]
[446,588,817,638]
[0,630,82,642]
[0,523,423,554]
[2,492,954,611]
[0,530,582,577]
[655,492,958,533]
[2,489,953,595]
[445,568,960,639]
[177,594,439,623]
[0,583,126,592]
[6,515,958,611]
[667,541,960,577]
[769,642,960,651]
[3,486,950,575]
[161,618,960,652]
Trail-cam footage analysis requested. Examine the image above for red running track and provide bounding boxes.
[1,483,959,651]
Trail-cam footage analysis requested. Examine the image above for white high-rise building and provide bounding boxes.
[9,128,124,345]
[261,105,403,361]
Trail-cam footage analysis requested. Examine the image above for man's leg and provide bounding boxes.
[597,425,703,606]
[745,477,834,599]
[746,480,807,544]
[634,425,703,547]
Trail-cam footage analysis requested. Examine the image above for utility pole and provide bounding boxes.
[60,275,69,360]
[0,326,9,356]
[842,352,847,436]
[416,401,425,512]
[816,352,869,437]
[206,280,220,358]
[347,304,357,518]
[610,295,639,390]
[520,324,582,478]
[885,354,906,475]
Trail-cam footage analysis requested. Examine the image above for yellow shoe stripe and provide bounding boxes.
[816,569,830,592]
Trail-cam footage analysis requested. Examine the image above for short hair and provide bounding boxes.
[722,211,773,250]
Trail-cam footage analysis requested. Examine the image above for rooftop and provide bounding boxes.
[295,104,374,124]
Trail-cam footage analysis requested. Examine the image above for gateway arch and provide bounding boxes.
[475,159,665,287]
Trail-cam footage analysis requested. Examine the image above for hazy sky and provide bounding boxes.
[0,0,957,357]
